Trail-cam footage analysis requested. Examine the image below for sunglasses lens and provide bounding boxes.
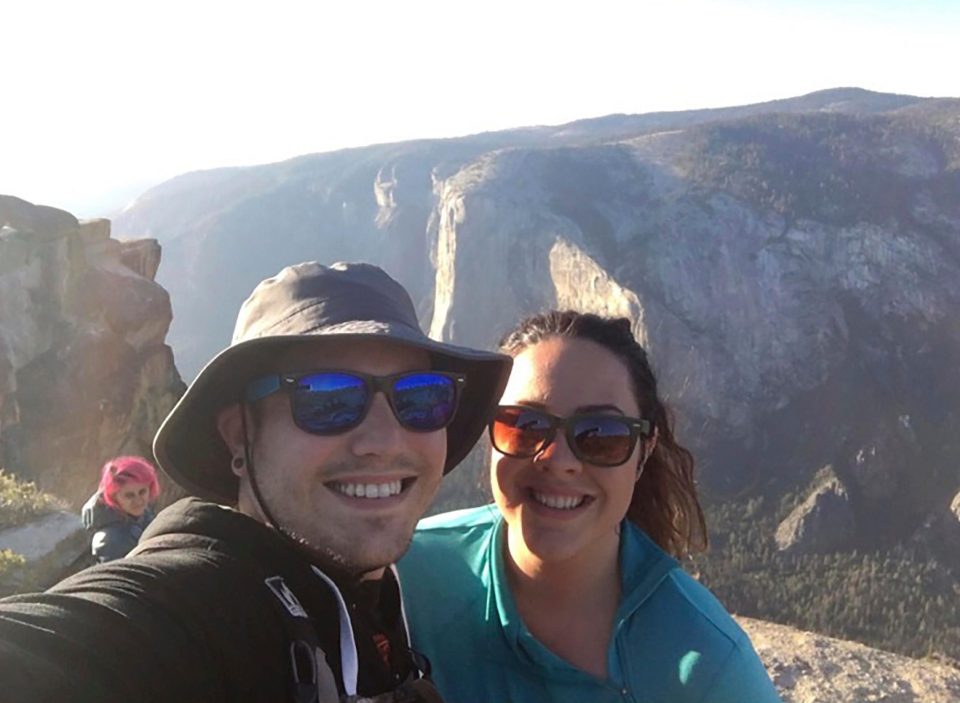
[491,407,553,457]
[570,416,635,466]
[291,373,368,433]
[392,373,458,431]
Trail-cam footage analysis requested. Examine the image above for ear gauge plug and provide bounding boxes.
[232,456,245,470]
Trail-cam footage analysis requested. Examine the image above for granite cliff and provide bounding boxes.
[0,196,184,505]
[110,88,960,659]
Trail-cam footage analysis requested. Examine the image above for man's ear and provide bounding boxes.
[216,403,247,477]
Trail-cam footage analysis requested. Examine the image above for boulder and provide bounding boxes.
[0,511,82,561]
[0,510,88,594]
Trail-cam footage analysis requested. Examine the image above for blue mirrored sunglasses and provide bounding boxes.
[246,370,465,435]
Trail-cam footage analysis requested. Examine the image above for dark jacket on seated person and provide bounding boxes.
[81,492,156,563]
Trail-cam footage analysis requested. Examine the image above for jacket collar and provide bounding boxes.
[484,514,678,679]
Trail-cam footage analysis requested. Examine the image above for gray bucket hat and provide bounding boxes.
[153,261,512,504]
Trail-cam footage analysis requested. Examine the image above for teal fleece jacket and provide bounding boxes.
[398,505,782,703]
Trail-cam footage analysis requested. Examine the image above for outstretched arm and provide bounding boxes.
[0,558,221,703]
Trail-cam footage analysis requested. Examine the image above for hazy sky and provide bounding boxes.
[3,0,958,217]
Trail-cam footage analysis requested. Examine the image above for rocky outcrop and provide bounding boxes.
[775,467,856,555]
[0,196,184,505]
[0,511,82,561]
[741,616,960,703]
[0,510,88,595]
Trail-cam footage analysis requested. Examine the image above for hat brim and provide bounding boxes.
[153,322,512,504]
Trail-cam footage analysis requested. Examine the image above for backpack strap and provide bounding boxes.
[265,576,340,703]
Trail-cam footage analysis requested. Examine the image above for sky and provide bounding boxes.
[2,0,958,218]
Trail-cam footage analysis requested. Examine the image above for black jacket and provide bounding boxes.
[0,498,426,702]
[80,492,155,562]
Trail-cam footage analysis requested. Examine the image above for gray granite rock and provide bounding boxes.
[0,511,82,561]
[0,195,185,504]
[741,616,960,703]
[775,470,856,555]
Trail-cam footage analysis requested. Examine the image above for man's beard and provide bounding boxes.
[280,519,413,580]
[248,451,429,578]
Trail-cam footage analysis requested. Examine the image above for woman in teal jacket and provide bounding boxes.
[399,311,781,702]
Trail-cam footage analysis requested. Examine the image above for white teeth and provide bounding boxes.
[532,491,586,510]
[332,480,403,499]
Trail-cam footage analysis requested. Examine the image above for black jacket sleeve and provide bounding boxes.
[0,550,288,703]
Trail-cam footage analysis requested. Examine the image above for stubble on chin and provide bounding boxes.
[282,521,415,578]
[283,526,357,576]
[261,453,437,574]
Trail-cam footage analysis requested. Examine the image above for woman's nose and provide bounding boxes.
[533,433,582,474]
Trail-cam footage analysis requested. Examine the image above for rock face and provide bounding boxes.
[741,616,960,703]
[0,196,184,505]
[427,116,960,512]
[775,467,856,555]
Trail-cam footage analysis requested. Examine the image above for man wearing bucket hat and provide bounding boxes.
[0,262,511,703]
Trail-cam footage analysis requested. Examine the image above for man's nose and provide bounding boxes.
[348,392,405,456]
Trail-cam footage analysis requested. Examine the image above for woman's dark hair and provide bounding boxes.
[499,310,708,558]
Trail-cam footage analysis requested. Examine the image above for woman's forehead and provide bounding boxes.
[504,337,638,413]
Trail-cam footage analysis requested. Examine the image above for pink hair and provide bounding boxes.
[98,456,160,511]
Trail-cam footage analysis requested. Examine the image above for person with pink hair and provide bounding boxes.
[80,456,161,563]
